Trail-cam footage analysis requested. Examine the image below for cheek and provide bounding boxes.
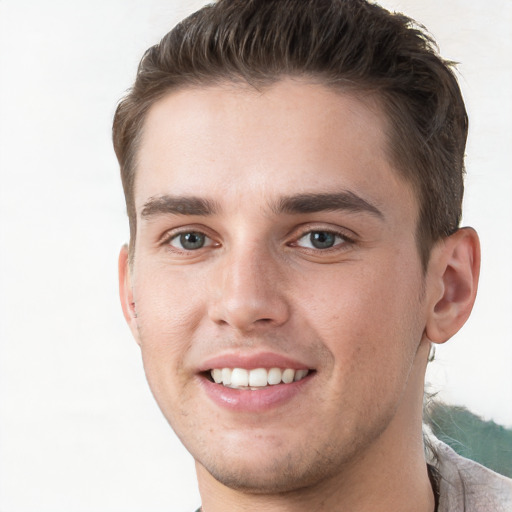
[299,261,424,380]
[131,267,205,404]
[134,265,205,342]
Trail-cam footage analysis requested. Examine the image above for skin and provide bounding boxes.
[119,79,480,511]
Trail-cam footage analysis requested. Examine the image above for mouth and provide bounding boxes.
[207,367,312,390]
[198,352,316,411]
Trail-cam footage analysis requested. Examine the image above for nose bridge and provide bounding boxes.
[208,237,289,331]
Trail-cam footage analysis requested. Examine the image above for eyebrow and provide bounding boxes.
[273,191,384,219]
[141,195,219,218]
[140,191,383,220]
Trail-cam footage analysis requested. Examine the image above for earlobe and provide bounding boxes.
[425,228,480,344]
[118,245,141,345]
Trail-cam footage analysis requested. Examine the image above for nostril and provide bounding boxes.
[207,285,290,331]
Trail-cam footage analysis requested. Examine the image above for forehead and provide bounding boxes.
[135,79,416,220]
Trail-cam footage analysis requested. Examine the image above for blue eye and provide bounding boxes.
[169,232,211,250]
[296,231,345,249]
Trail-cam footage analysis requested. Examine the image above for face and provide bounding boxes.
[121,80,433,493]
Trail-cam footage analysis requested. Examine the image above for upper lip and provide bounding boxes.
[198,351,312,372]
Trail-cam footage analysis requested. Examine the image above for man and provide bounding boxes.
[112,0,512,510]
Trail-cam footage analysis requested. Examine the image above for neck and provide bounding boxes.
[197,342,435,512]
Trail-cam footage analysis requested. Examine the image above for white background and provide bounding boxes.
[0,1,510,511]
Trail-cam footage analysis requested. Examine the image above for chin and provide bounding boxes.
[192,429,363,495]
[199,454,335,494]
[189,401,399,494]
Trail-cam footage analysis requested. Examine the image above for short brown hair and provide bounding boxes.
[113,0,468,268]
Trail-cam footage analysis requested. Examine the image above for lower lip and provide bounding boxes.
[199,373,314,412]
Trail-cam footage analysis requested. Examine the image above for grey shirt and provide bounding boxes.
[429,436,512,511]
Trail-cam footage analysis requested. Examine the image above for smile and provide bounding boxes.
[210,367,310,389]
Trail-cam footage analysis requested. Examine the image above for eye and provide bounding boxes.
[169,231,212,250]
[295,230,347,250]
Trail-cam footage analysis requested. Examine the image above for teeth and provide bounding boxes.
[249,368,268,387]
[212,368,222,384]
[294,369,308,381]
[231,368,249,387]
[282,368,295,384]
[267,367,282,385]
[209,367,310,389]
[221,367,232,385]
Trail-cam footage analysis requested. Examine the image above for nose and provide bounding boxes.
[208,244,290,333]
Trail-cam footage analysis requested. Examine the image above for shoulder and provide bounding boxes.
[429,436,512,512]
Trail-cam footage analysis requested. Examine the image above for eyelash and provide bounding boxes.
[161,228,217,253]
[290,227,355,252]
[160,226,356,254]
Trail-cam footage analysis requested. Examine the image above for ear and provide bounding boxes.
[118,245,141,345]
[425,227,480,344]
